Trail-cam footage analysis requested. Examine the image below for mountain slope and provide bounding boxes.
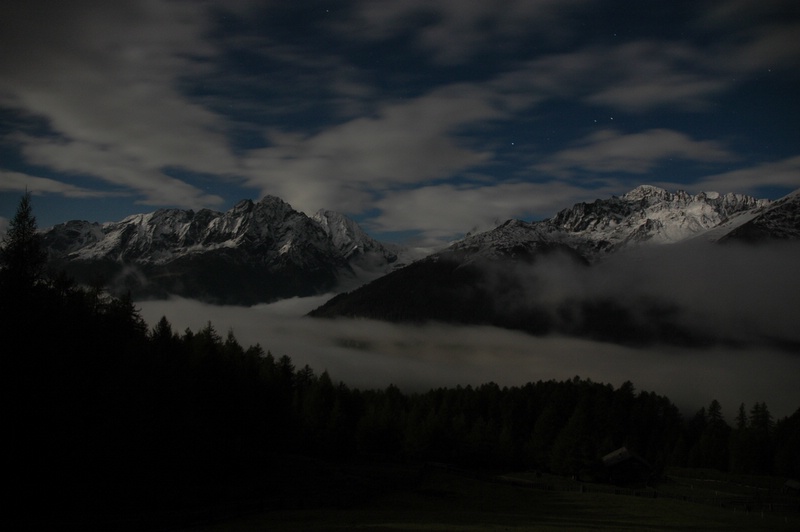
[310,186,798,347]
[537,185,767,260]
[43,197,393,304]
[310,240,586,335]
[718,189,800,243]
[436,185,768,266]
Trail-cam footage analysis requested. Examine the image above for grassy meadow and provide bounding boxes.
[180,464,799,532]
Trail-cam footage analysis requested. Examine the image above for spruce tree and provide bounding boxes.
[0,192,47,290]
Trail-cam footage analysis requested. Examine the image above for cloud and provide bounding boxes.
[241,84,502,214]
[534,129,735,178]
[135,237,800,421]
[514,41,731,112]
[0,171,113,198]
[370,181,621,242]
[1,0,795,245]
[137,283,800,419]
[342,0,589,64]
[11,136,227,208]
[0,1,236,207]
[560,241,800,348]
[581,42,729,111]
[690,156,800,196]
[695,0,800,73]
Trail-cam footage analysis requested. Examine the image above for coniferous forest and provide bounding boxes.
[4,194,799,528]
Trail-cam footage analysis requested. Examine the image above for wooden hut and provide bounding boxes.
[601,447,652,485]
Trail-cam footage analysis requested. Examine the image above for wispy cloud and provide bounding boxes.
[341,0,590,64]
[695,0,800,73]
[691,156,800,196]
[0,1,235,207]
[0,0,796,241]
[0,170,112,198]
[370,181,620,241]
[534,129,734,178]
[240,84,503,214]
[519,42,730,112]
[10,136,230,208]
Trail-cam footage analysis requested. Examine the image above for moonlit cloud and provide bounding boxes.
[12,137,227,208]
[534,129,734,178]
[0,171,112,198]
[241,84,502,214]
[692,156,800,196]
[0,0,236,208]
[581,42,729,111]
[371,181,620,241]
[342,0,590,64]
[131,238,800,419]
[137,287,800,419]
[522,42,730,112]
[0,0,797,242]
[696,0,800,73]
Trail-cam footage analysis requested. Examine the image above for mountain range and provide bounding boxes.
[43,196,402,304]
[309,185,800,347]
[43,185,799,339]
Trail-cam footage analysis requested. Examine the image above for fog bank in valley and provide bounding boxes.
[138,292,800,420]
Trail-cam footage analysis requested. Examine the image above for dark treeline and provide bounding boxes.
[4,194,799,527]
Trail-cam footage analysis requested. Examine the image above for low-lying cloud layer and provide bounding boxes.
[138,241,800,420]
[484,239,800,348]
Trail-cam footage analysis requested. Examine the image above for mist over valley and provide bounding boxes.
[53,184,800,416]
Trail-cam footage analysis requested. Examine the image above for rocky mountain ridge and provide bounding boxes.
[42,185,798,306]
[43,196,399,304]
[309,186,800,347]
[451,185,771,264]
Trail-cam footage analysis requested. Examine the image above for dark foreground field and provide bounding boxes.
[177,464,799,532]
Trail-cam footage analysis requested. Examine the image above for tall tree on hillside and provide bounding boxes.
[0,192,47,292]
[749,402,775,474]
[689,399,730,471]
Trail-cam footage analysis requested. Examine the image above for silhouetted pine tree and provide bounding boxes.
[688,399,731,471]
[773,408,800,477]
[0,192,46,291]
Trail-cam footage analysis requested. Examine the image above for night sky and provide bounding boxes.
[1,0,799,245]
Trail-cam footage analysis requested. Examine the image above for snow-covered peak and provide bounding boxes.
[622,184,671,202]
[718,187,800,242]
[43,196,405,298]
[555,186,766,247]
[313,209,370,257]
[447,186,772,264]
[232,199,254,214]
[312,209,400,273]
[257,195,292,211]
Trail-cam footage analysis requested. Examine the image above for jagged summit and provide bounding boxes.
[314,210,383,259]
[719,187,800,243]
[41,185,795,306]
[530,185,768,259]
[309,185,797,345]
[621,184,673,202]
[373,185,773,271]
[42,197,395,304]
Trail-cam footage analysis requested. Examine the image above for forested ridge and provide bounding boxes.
[4,194,799,528]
